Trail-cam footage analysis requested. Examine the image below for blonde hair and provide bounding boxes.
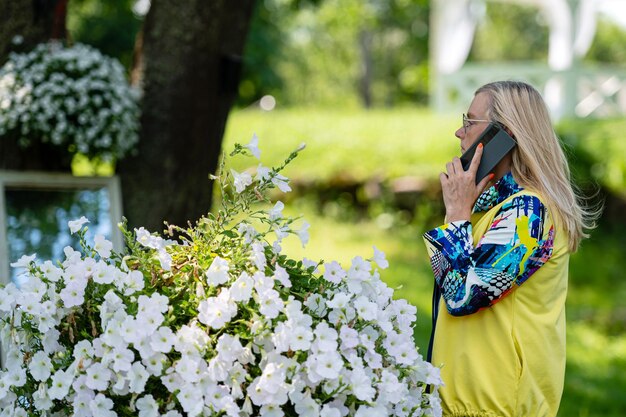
[476,80,597,252]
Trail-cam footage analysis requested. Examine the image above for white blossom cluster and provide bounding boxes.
[0,41,140,160]
[0,137,442,417]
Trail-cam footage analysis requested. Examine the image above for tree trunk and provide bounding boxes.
[0,0,67,64]
[358,29,373,109]
[0,0,69,171]
[118,0,256,232]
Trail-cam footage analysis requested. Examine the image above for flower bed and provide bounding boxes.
[0,138,442,416]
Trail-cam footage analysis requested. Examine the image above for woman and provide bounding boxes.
[423,81,596,417]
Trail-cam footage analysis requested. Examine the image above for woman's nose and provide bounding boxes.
[455,126,464,139]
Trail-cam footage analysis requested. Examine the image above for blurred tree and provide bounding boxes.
[584,17,626,64]
[237,0,325,106]
[0,0,67,65]
[118,0,256,231]
[468,2,549,62]
[66,0,142,69]
[237,1,288,105]
[266,0,430,108]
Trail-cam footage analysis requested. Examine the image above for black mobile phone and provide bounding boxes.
[460,122,516,184]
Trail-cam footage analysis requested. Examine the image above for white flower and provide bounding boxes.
[73,393,96,417]
[68,216,89,233]
[269,201,284,221]
[10,253,36,268]
[327,292,351,310]
[32,383,53,411]
[85,362,112,391]
[5,368,27,388]
[230,272,253,302]
[296,221,310,247]
[289,325,314,351]
[206,256,230,286]
[273,265,291,288]
[176,383,204,415]
[198,293,237,329]
[231,169,253,193]
[245,133,261,159]
[350,367,376,402]
[59,280,86,308]
[372,246,389,269]
[313,322,338,352]
[355,405,387,417]
[251,242,267,270]
[142,352,167,375]
[120,270,145,295]
[215,334,244,363]
[323,261,346,284]
[349,256,372,279]
[256,164,270,182]
[340,326,360,350]
[354,296,378,321]
[313,351,343,379]
[259,362,287,394]
[48,370,73,400]
[294,393,320,417]
[110,347,134,372]
[272,173,291,193]
[136,395,159,417]
[259,289,283,319]
[150,326,175,353]
[94,234,113,258]
[304,293,327,317]
[260,404,284,417]
[128,362,150,393]
[28,351,52,381]
[320,404,342,417]
[92,260,116,284]
[89,393,115,417]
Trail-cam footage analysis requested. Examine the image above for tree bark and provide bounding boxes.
[0,0,66,64]
[358,29,373,109]
[118,0,256,232]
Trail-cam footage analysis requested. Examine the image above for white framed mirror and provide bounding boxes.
[0,171,124,287]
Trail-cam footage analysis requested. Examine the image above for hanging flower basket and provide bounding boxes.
[0,41,140,170]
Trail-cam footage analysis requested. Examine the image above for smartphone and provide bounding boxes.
[460,122,516,184]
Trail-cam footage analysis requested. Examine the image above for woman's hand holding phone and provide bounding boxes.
[440,143,494,223]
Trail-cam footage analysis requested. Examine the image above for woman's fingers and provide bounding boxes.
[451,157,463,173]
[468,143,484,174]
[446,161,456,175]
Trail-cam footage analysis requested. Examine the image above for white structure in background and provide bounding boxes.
[430,0,626,119]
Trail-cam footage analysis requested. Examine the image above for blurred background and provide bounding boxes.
[1,0,625,415]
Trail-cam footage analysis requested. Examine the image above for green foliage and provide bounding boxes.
[240,0,430,107]
[224,107,459,181]
[585,17,626,64]
[66,0,142,70]
[469,2,549,62]
[556,117,626,194]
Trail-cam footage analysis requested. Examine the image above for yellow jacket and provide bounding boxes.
[425,188,569,417]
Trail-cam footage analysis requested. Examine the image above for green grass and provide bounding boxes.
[223,107,460,183]
[224,107,626,417]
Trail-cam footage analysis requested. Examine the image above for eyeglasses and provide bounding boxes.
[462,113,490,134]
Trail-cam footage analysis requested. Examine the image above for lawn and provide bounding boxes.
[224,107,626,417]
